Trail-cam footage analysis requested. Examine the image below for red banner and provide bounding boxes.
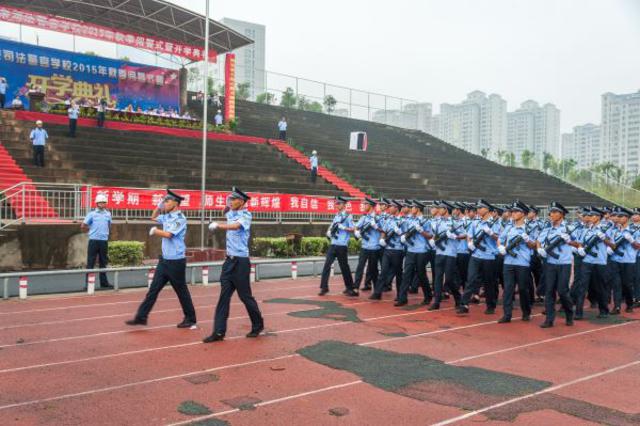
[0,6,216,62]
[84,187,367,214]
[224,53,236,122]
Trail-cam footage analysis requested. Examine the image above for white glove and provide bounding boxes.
[400,235,407,244]
[624,233,634,243]
[498,246,507,256]
[156,200,164,210]
[596,231,606,240]
[415,224,423,232]
[446,231,457,239]
[571,246,578,254]
[354,230,362,239]
[578,247,587,257]
[369,218,378,228]
[326,230,332,238]
[521,233,530,242]
[482,225,493,236]
[149,226,158,236]
[338,224,347,231]
[429,239,436,249]
[537,248,547,258]
[208,222,219,232]
[467,241,476,251]
[560,233,571,242]
[379,238,387,247]
[606,247,614,256]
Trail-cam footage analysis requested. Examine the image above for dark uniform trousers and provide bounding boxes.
[462,257,497,308]
[310,167,317,183]
[68,118,77,137]
[433,254,461,306]
[571,254,583,302]
[320,245,354,291]
[634,257,640,302]
[574,263,609,316]
[543,263,574,323]
[496,255,505,288]
[354,248,380,289]
[135,257,196,322]
[609,261,635,309]
[373,249,404,296]
[214,256,263,336]
[502,264,532,319]
[531,255,544,297]
[456,253,470,289]
[398,251,431,303]
[411,250,434,292]
[32,145,45,167]
[87,239,110,286]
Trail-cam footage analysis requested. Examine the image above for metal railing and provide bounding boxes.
[1,256,358,299]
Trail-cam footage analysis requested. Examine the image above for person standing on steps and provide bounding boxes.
[68,101,79,137]
[278,116,287,140]
[203,188,264,343]
[0,77,7,109]
[29,120,48,168]
[309,150,318,183]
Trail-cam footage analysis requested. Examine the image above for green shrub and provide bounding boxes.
[108,241,145,266]
[251,236,360,257]
[301,237,329,256]
[348,238,361,255]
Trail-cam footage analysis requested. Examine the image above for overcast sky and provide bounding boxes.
[2,0,638,132]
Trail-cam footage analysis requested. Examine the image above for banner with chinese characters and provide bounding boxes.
[0,39,179,110]
[84,186,367,214]
[0,6,216,62]
[224,53,236,122]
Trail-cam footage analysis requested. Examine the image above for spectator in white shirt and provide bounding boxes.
[278,117,287,140]
[68,101,80,137]
[11,96,23,109]
[214,109,223,126]
[0,77,7,109]
[309,150,319,183]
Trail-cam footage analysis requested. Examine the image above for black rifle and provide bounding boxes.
[542,222,583,259]
[505,234,525,257]
[612,226,636,256]
[402,217,429,245]
[355,217,375,241]
[471,218,497,252]
[434,221,462,250]
[384,218,400,244]
[581,222,613,258]
[327,214,349,241]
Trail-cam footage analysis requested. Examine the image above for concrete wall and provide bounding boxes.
[0,222,327,271]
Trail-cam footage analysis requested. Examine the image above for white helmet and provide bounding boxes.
[35,120,43,125]
[95,194,108,204]
[312,150,317,155]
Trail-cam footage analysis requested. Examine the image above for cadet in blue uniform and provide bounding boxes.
[536,202,575,328]
[203,188,264,342]
[459,199,500,315]
[496,202,535,323]
[574,207,610,320]
[608,206,639,314]
[397,200,432,306]
[632,208,640,306]
[370,200,404,300]
[126,190,197,328]
[81,193,113,288]
[353,197,382,291]
[526,205,544,302]
[319,196,357,296]
[454,202,472,291]
[429,201,462,310]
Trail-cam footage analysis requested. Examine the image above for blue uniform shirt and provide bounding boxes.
[0,81,7,95]
[405,216,429,253]
[582,224,609,265]
[83,209,111,241]
[356,213,381,250]
[500,224,532,267]
[30,128,48,146]
[538,222,573,265]
[455,217,471,254]
[433,217,458,257]
[382,216,403,251]
[68,106,79,119]
[610,225,638,263]
[225,209,252,257]
[156,210,187,260]
[330,211,354,247]
[309,155,318,168]
[469,218,498,260]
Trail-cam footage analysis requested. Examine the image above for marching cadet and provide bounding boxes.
[204,188,264,342]
[494,205,508,290]
[574,207,611,320]
[429,201,462,310]
[526,205,544,303]
[377,198,390,274]
[632,208,640,306]
[458,199,500,315]
[126,190,197,328]
[570,208,590,310]
[370,200,404,300]
[397,200,432,306]
[496,202,535,323]
[453,203,471,291]
[81,193,113,289]
[318,196,357,296]
[536,202,575,327]
[426,200,441,294]
[353,198,382,291]
[607,206,639,314]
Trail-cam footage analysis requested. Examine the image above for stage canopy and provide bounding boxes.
[0,0,253,61]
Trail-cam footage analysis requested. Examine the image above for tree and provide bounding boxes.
[297,95,309,110]
[593,162,623,182]
[187,67,201,87]
[542,152,556,173]
[236,82,251,101]
[256,92,274,104]
[307,101,323,113]
[280,87,297,108]
[323,95,337,113]
[521,150,534,168]
[480,148,490,158]
[505,152,516,167]
[631,175,640,191]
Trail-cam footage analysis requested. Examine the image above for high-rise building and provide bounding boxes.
[601,90,640,175]
[438,91,506,155]
[561,133,574,160]
[506,100,560,162]
[572,124,601,170]
[220,18,266,100]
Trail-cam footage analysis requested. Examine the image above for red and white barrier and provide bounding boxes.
[202,266,209,285]
[19,276,28,300]
[87,273,96,295]
[250,263,256,283]
[147,268,155,288]
[291,261,298,280]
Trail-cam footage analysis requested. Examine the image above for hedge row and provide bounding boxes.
[108,241,145,266]
[251,237,361,257]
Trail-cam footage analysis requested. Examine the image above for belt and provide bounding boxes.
[226,255,249,260]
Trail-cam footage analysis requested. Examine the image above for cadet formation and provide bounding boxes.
[322,197,640,328]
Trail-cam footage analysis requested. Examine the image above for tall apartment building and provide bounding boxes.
[506,100,560,161]
[600,90,640,175]
[220,18,266,100]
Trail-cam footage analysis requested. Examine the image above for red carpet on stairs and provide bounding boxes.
[0,143,57,219]
[267,139,366,198]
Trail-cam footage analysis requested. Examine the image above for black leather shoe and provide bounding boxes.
[522,314,531,322]
[100,283,114,289]
[497,317,511,324]
[471,295,481,304]
[361,285,372,291]
[540,322,554,328]
[611,307,621,315]
[177,320,197,329]
[125,318,147,326]
[344,289,359,297]
[456,306,469,314]
[566,317,574,326]
[246,326,264,338]
[203,333,224,343]
[427,304,440,311]
[597,312,609,319]
[394,301,407,307]
[484,308,495,315]
[368,294,381,300]
[420,299,431,305]
[318,289,329,296]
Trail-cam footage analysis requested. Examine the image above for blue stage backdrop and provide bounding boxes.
[0,39,179,110]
